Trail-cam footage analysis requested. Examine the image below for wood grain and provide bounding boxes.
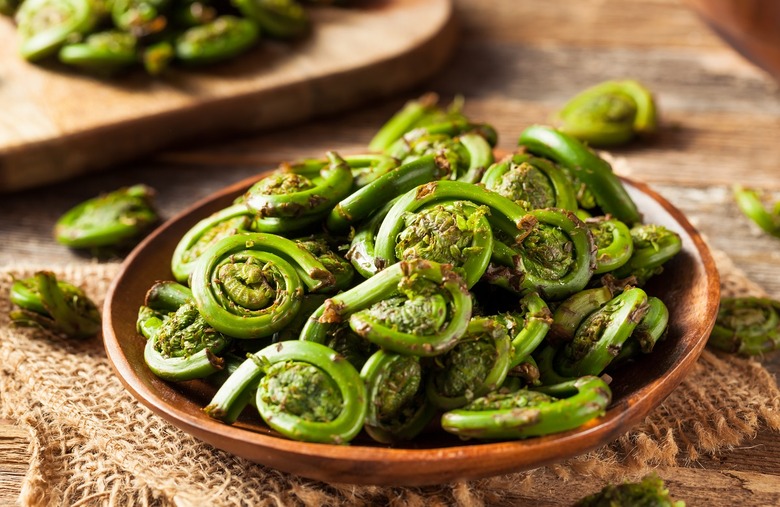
[0,0,456,192]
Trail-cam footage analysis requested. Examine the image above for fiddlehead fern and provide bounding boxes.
[190,233,335,339]
[206,340,367,444]
[554,287,649,377]
[426,316,511,410]
[586,216,634,274]
[487,208,595,300]
[292,235,355,291]
[733,185,780,238]
[389,132,495,184]
[378,200,493,288]
[246,151,353,220]
[612,224,682,285]
[138,302,231,381]
[15,0,99,61]
[233,0,310,39]
[611,296,669,366]
[440,376,611,440]
[59,31,138,75]
[547,285,614,346]
[708,297,780,356]
[497,292,552,368]
[368,93,466,152]
[175,16,260,65]
[171,203,254,283]
[481,153,578,212]
[54,184,158,253]
[518,125,641,224]
[326,155,451,232]
[574,473,685,507]
[9,271,101,339]
[553,80,658,147]
[361,349,435,443]
[345,197,400,279]
[300,259,472,357]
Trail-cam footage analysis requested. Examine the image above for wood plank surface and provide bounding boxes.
[0,0,456,192]
[1,0,780,504]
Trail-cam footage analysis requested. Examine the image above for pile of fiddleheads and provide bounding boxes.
[2,0,351,76]
[135,93,683,445]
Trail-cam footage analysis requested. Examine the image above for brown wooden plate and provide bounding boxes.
[103,173,719,486]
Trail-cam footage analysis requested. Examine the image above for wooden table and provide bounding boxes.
[2,0,780,504]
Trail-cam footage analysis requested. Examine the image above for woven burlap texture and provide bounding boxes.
[1,251,779,507]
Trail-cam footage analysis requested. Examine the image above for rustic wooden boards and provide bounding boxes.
[0,0,456,192]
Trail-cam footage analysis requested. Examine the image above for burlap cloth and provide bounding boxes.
[1,250,779,507]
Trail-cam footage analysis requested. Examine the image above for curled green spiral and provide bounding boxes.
[138,301,231,381]
[612,224,682,285]
[9,271,101,339]
[205,340,367,444]
[171,203,254,283]
[245,151,353,219]
[440,375,611,440]
[190,233,335,339]
[54,184,158,253]
[554,80,658,147]
[360,349,435,443]
[426,316,511,410]
[708,297,780,356]
[586,216,634,274]
[300,259,472,357]
[376,200,493,288]
[487,208,595,300]
[518,125,641,224]
[555,287,649,377]
[482,153,578,212]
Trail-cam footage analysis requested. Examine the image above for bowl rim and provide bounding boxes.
[102,172,720,486]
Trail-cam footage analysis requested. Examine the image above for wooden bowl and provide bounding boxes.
[103,174,719,486]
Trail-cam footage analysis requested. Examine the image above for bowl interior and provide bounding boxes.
[103,174,719,486]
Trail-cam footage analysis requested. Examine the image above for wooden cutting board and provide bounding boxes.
[0,0,455,192]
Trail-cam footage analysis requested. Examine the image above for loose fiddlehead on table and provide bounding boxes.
[553,80,658,147]
[708,297,780,356]
[733,185,780,238]
[9,271,101,339]
[189,233,335,339]
[440,375,611,440]
[55,184,159,254]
